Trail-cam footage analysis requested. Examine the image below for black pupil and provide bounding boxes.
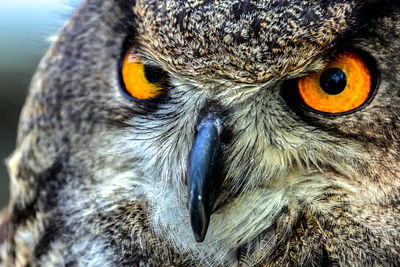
[144,65,166,84]
[319,68,347,95]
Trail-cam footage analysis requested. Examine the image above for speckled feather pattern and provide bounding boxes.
[137,0,367,82]
[1,0,400,266]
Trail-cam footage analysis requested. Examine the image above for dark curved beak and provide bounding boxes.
[187,115,224,242]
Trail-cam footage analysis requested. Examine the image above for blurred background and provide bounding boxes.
[0,0,81,210]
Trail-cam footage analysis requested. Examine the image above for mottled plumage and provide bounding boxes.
[1,0,400,266]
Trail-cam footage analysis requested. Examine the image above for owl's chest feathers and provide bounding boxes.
[121,171,393,266]
[99,141,339,265]
[143,174,335,265]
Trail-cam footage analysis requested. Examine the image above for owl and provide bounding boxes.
[1,0,399,266]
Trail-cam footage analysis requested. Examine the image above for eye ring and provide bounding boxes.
[296,49,380,116]
[117,45,168,101]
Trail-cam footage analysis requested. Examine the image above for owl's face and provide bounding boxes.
[6,0,400,266]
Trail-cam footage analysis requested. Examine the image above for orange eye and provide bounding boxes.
[297,51,375,114]
[120,47,166,100]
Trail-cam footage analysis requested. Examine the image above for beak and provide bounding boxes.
[187,114,224,242]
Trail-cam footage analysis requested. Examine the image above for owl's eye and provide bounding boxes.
[297,51,377,114]
[119,47,167,100]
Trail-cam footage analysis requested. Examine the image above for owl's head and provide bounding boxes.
[5,0,400,266]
